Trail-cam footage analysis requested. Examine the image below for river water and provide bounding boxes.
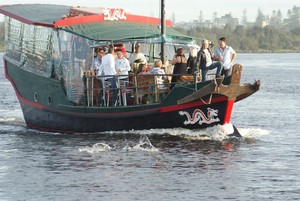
[0,53,299,200]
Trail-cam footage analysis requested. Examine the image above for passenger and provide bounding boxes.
[115,50,130,81]
[93,48,105,106]
[187,48,198,74]
[213,37,236,77]
[170,48,187,88]
[148,59,167,89]
[93,48,105,72]
[197,39,222,82]
[136,63,148,75]
[129,43,147,72]
[99,46,118,106]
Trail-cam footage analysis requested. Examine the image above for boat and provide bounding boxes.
[0,3,260,135]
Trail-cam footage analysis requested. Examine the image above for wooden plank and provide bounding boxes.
[177,82,216,105]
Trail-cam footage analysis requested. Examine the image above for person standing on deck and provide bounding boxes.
[115,50,131,81]
[213,37,236,77]
[93,48,105,72]
[197,40,222,82]
[115,50,131,105]
[99,46,118,106]
[170,48,187,89]
[93,48,105,106]
[187,48,198,74]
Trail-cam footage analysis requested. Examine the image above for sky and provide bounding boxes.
[0,0,299,23]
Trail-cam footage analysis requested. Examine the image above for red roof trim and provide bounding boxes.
[54,13,172,28]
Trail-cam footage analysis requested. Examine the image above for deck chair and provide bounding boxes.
[134,75,157,104]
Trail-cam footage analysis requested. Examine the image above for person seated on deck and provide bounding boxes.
[129,43,147,73]
[136,63,148,75]
[197,39,222,82]
[148,59,168,89]
[147,59,169,101]
[170,48,187,89]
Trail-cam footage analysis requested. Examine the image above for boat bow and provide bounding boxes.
[177,64,260,104]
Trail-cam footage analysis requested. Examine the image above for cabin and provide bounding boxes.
[2,4,199,107]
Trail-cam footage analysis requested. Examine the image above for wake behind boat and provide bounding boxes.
[0,4,260,134]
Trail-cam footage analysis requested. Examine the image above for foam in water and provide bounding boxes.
[78,143,112,153]
[131,135,159,152]
[238,127,271,138]
[78,135,159,154]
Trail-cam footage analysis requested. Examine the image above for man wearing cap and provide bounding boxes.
[129,43,147,72]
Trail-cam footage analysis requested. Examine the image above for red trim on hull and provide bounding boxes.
[54,13,172,28]
[27,123,77,134]
[160,96,227,113]
[223,100,234,124]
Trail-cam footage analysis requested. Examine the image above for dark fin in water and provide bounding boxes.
[227,125,242,138]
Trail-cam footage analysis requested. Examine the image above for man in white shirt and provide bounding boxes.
[98,46,118,106]
[213,37,236,76]
[115,50,131,80]
[129,43,147,72]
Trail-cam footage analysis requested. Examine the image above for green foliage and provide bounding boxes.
[175,23,300,53]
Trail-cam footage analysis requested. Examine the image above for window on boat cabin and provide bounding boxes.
[52,30,94,105]
[4,17,23,61]
[5,17,53,77]
[21,23,53,77]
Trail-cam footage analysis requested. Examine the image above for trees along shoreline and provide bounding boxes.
[0,21,299,53]
[175,25,300,53]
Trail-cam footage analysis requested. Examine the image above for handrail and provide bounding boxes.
[81,72,221,107]
[82,72,197,107]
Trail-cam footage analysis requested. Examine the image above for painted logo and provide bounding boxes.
[179,108,220,125]
[104,8,127,21]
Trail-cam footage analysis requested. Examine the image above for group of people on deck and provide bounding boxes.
[172,36,236,83]
[92,36,236,106]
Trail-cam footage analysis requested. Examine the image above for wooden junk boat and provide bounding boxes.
[0,4,260,134]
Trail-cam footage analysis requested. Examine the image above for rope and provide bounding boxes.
[199,78,218,105]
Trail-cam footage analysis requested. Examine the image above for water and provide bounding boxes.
[0,53,299,200]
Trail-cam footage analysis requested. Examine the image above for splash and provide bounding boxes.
[132,135,159,152]
[78,143,112,153]
[238,127,271,138]
[78,135,158,153]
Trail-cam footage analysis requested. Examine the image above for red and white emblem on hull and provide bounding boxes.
[179,108,220,125]
[103,8,127,21]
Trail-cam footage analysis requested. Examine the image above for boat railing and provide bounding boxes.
[82,71,199,107]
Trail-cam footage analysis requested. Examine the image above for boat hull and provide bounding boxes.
[4,58,230,133]
[20,98,228,133]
